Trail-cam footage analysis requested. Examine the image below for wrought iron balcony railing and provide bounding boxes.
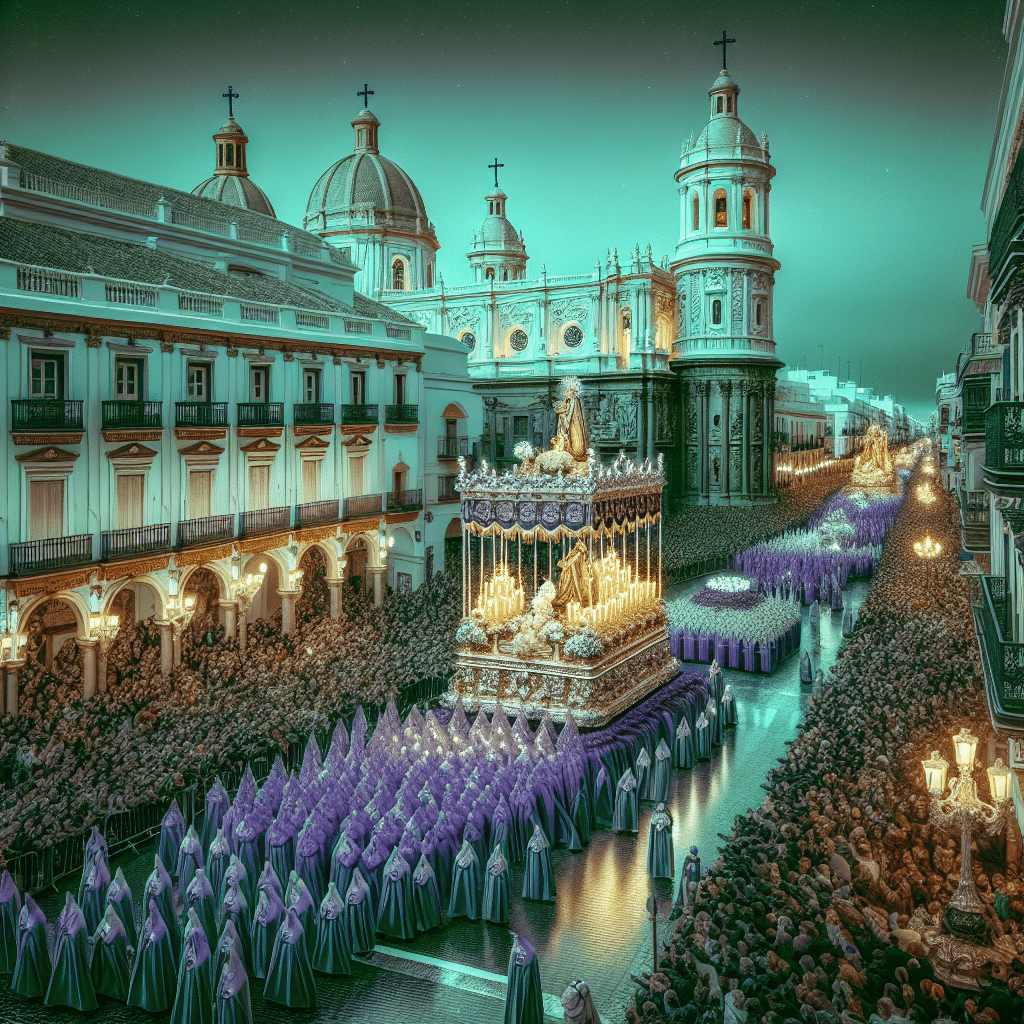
[293,403,335,426]
[177,514,235,548]
[175,402,228,428]
[437,475,459,502]
[387,488,423,510]
[990,147,1024,278]
[294,499,340,528]
[102,400,163,430]
[237,403,284,428]
[10,534,92,574]
[385,404,419,424]
[11,399,84,431]
[343,494,383,519]
[341,404,379,424]
[985,402,1024,473]
[239,506,291,537]
[101,523,171,561]
[438,437,472,458]
[970,574,1024,714]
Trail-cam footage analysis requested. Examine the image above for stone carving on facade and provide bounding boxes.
[590,392,638,443]
[706,269,725,291]
[710,447,721,485]
[406,309,432,329]
[655,387,674,444]
[731,269,743,332]
[685,399,698,441]
[498,302,535,330]
[550,297,589,325]
[686,447,699,485]
[690,273,702,334]
[447,306,482,333]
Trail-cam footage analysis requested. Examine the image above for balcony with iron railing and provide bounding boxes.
[239,506,291,537]
[294,499,340,528]
[438,437,474,459]
[237,403,284,428]
[341,404,379,425]
[175,402,228,428]
[958,487,990,552]
[385,404,419,424]
[101,523,171,561]
[984,402,1024,497]
[343,494,383,520]
[293,403,335,426]
[989,146,1024,292]
[177,514,235,548]
[387,488,423,511]
[9,534,93,575]
[101,401,163,430]
[969,575,1024,725]
[11,399,84,431]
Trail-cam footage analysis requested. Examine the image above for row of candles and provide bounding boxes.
[564,553,660,630]
[472,563,526,623]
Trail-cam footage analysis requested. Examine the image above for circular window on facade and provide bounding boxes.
[460,330,476,350]
[563,324,584,348]
[509,329,529,351]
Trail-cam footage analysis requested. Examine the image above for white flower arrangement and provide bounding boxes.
[563,629,604,661]
[513,440,536,462]
[455,621,489,648]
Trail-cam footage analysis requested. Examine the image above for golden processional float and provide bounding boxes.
[451,378,676,728]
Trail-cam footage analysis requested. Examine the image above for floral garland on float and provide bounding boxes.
[451,377,676,727]
[666,576,802,674]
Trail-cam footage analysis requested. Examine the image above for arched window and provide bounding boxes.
[712,299,722,325]
[714,190,727,228]
[485,268,495,281]
[742,193,751,230]
[502,269,508,281]
[621,309,632,347]
[459,330,476,350]
[225,143,234,166]
[755,300,763,327]
[391,259,405,290]
[692,194,699,231]
[716,96,723,113]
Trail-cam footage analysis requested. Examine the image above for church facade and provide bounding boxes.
[308,60,783,505]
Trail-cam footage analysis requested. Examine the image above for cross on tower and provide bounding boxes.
[358,83,374,108]
[222,85,239,118]
[488,157,504,189]
[714,30,736,69]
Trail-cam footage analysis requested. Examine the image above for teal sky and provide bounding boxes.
[0,0,1009,421]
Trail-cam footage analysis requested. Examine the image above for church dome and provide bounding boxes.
[303,109,435,241]
[192,173,275,217]
[693,117,760,150]
[479,189,522,248]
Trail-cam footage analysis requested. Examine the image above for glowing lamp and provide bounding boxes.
[185,595,196,610]
[922,750,949,796]
[89,613,101,632]
[952,727,978,771]
[988,757,1011,803]
[259,562,268,573]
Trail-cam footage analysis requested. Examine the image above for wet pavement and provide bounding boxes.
[1,579,868,1024]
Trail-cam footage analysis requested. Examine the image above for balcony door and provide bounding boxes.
[29,479,64,539]
[349,455,364,497]
[302,458,321,503]
[30,353,64,399]
[188,470,212,520]
[115,358,143,400]
[248,464,270,510]
[394,373,407,405]
[250,365,270,403]
[187,362,211,401]
[351,371,366,406]
[303,368,321,404]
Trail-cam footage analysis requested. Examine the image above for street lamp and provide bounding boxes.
[921,727,1010,943]
[0,599,27,666]
[88,612,121,658]
[914,536,942,558]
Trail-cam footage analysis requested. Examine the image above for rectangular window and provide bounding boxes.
[715,196,727,227]
[188,470,212,520]
[351,370,366,405]
[115,357,143,400]
[187,362,211,401]
[29,479,64,540]
[513,415,528,437]
[248,464,270,510]
[249,365,269,403]
[742,194,751,230]
[116,473,144,529]
[303,368,321,404]
[30,353,63,399]
[445,417,458,440]
[302,459,321,503]
[394,373,407,405]
[349,455,364,496]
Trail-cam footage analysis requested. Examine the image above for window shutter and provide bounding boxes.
[248,464,270,509]
[117,474,144,529]
[302,459,320,503]
[188,470,212,520]
[30,479,64,540]
[349,456,364,496]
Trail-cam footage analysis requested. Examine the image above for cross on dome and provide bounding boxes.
[358,83,374,108]
[222,85,239,118]
[714,30,736,69]
[488,157,504,189]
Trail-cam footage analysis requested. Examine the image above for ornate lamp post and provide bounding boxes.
[922,728,1010,944]
[0,598,27,717]
[232,561,267,661]
[89,611,120,694]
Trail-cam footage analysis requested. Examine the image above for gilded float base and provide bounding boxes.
[448,625,677,728]
[920,926,1017,992]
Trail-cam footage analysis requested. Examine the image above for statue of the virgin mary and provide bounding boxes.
[552,377,588,462]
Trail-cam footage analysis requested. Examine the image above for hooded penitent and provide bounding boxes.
[447,839,482,920]
[482,843,510,925]
[214,936,253,1024]
[185,867,219,960]
[11,894,50,999]
[127,896,178,1013]
[611,767,639,833]
[176,823,205,899]
[78,844,111,935]
[0,869,22,975]
[44,892,97,1011]
[503,932,544,1024]
[343,867,376,956]
[377,847,414,940]
[522,822,556,902]
[312,881,351,975]
[411,854,443,933]
[157,798,187,875]
[263,906,317,1009]
[89,903,130,1002]
[646,803,675,880]
[249,884,286,981]
[170,908,215,1024]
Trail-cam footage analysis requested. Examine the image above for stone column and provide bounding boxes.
[4,665,20,717]
[372,566,385,607]
[326,578,344,621]
[763,382,772,496]
[698,381,710,501]
[98,648,109,695]
[172,626,183,668]
[720,381,732,499]
[220,600,238,641]
[157,620,173,678]
[79,638,98,700]
[278,590,300,635]
[239,612,249,662]
[740,382,751,498]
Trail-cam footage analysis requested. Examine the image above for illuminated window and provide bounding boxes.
[391,259,405,290]
[742,193,751,229]
[714,190,727,228]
